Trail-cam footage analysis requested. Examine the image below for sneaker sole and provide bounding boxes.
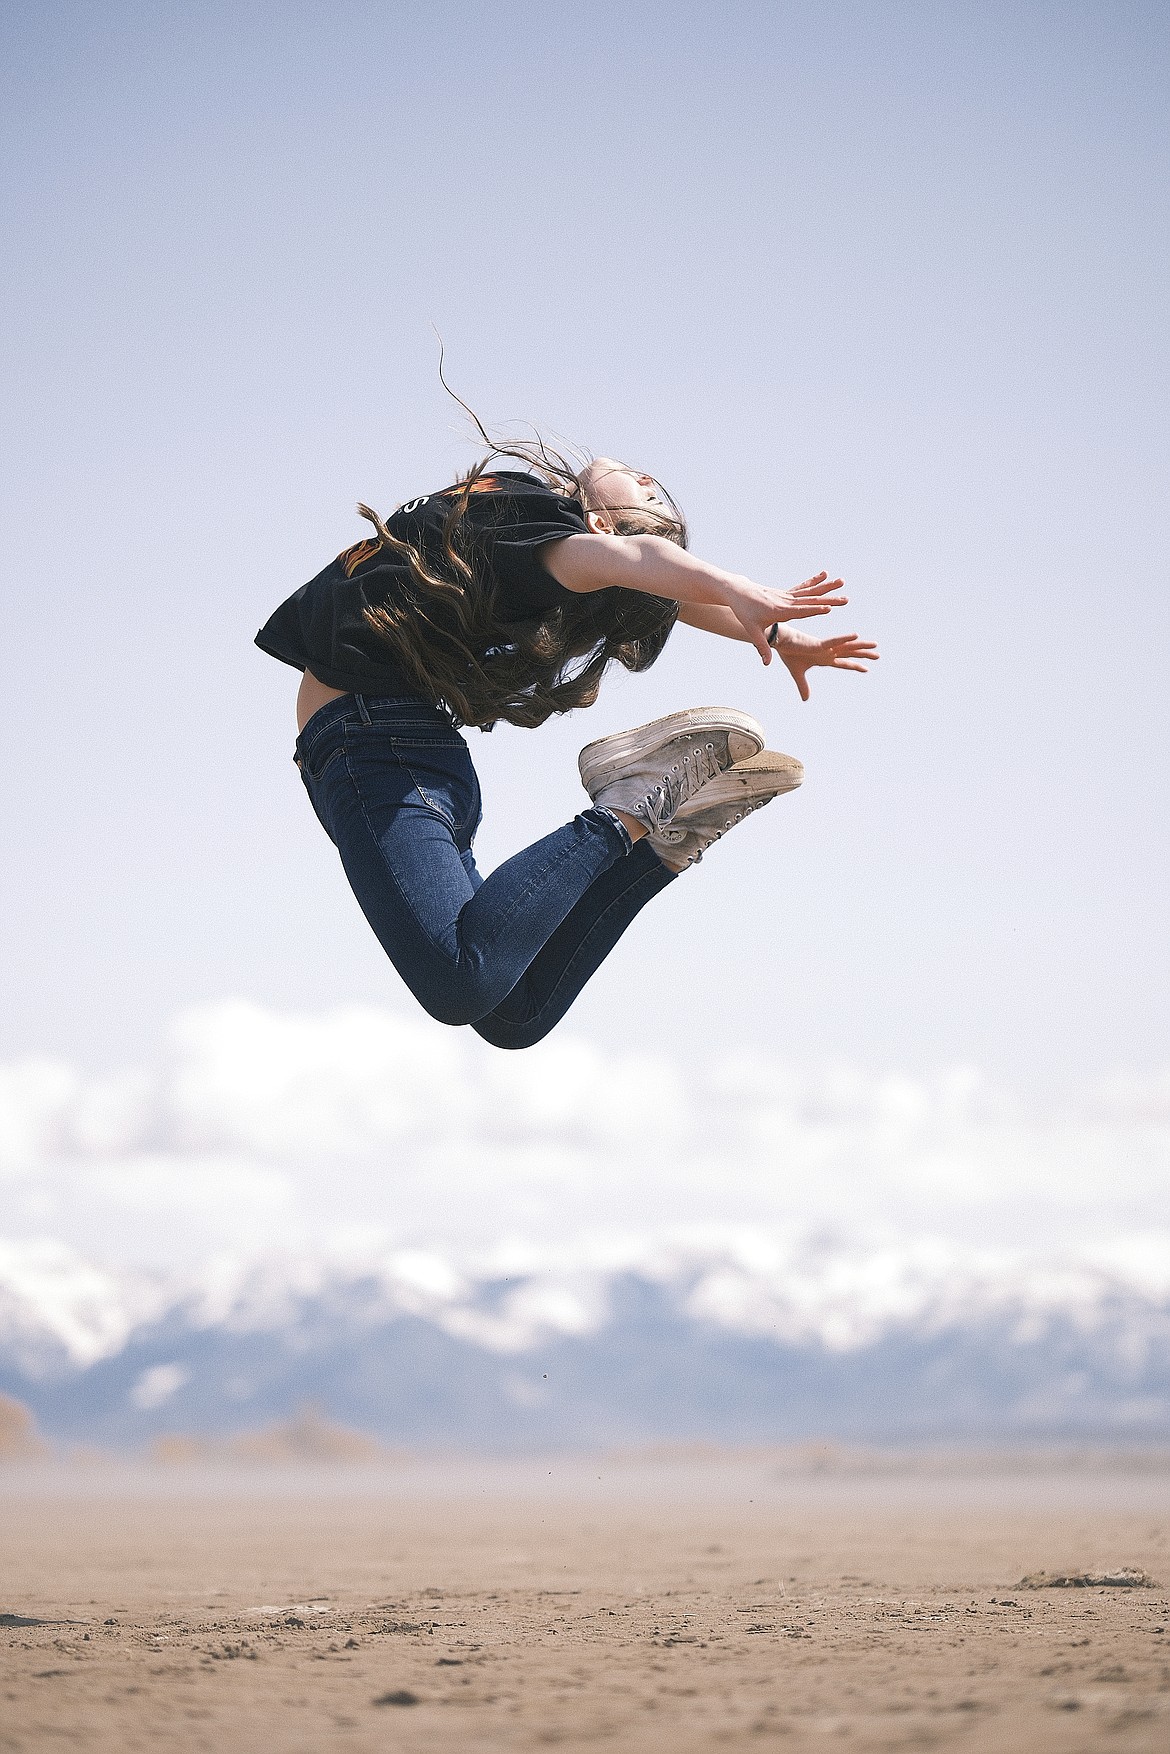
[578,707,766,796]
[670,751,804,822]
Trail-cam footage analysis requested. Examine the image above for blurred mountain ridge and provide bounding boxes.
[2,1236,1168,1449]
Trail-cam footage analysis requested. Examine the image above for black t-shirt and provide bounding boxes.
[255,472,590,695]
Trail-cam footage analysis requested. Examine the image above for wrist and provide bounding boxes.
[720,575,763,615]
[769,622,811,652]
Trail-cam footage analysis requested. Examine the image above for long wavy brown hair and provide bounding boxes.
[356,391,686,730]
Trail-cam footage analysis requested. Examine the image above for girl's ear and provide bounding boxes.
[585,508,616,535]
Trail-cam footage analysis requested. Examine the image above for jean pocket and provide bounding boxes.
[299,724,348,782]
[393,736,481,839]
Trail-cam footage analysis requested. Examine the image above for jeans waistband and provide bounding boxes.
[294,691,456,761]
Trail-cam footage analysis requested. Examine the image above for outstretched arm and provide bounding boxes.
[541,532,847,664]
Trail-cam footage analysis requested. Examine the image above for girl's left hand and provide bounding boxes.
[769,624,880,701]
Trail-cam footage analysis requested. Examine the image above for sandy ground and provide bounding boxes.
[1,1461,1168,1752]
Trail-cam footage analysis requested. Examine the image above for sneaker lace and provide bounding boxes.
[663,794,770,868]
[638,740,725,835]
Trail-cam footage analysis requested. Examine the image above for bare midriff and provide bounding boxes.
[297,670,349,734]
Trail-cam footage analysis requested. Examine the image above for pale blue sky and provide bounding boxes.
[2,0,1167,1100]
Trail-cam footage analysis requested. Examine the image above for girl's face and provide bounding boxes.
[577,458,666,516]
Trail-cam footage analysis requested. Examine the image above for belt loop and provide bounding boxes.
[355,693,372,725]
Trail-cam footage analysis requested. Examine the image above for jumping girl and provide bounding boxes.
[256,428,877,1050]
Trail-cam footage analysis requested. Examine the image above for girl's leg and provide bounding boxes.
[301,698,637,1029]
[472,840,675,1050]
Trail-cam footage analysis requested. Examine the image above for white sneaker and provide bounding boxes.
[648,751,804,870]
[579,708,766,837]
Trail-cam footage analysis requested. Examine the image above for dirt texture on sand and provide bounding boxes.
[1,1462,1167,1752]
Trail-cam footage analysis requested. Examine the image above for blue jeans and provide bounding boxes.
[295,693,675,1049]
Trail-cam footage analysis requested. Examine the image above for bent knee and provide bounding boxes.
[471,1017,548,1051]
[420,995,486,1030]
[414,972,499,1031]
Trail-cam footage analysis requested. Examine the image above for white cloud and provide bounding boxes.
[0,1058,79,1172]
[0,999,1167,1275]
[166,1001,466,1156]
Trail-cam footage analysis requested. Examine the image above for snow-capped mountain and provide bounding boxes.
[3,1234,1168,1450]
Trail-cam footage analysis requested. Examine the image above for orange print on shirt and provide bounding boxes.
[338,537,382,577]
[432,475,502,500]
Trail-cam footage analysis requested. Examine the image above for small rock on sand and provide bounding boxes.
[1017,1568,1157,1588]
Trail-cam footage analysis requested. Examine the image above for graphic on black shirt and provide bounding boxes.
[338,537,381,578]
